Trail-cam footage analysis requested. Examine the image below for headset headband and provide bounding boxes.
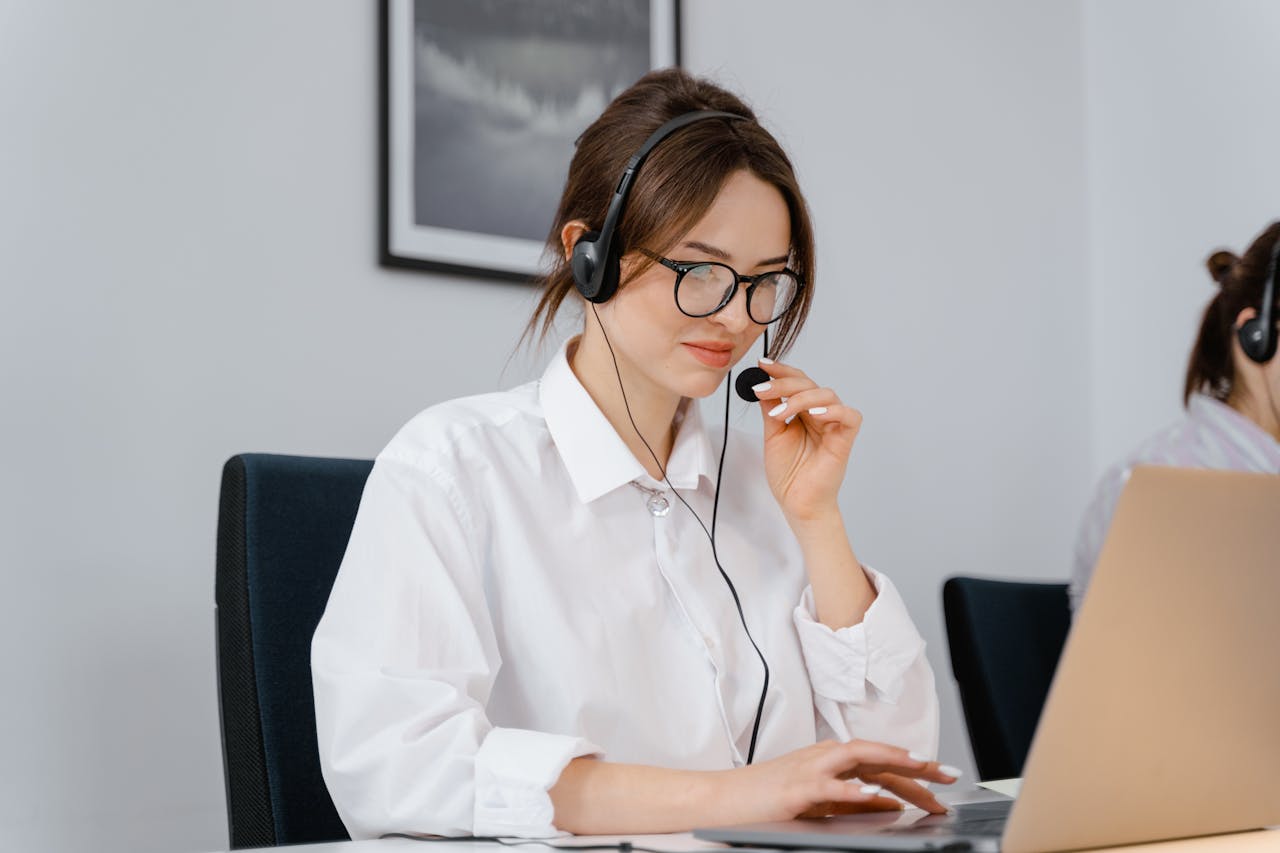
[1240,239,1280,364]
[574,110,748,302]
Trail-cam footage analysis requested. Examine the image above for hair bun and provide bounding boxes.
[1205,250,1239,286]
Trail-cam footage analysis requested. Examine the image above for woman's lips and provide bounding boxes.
[682,342,733,368]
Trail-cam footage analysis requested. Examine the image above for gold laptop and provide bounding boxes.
[696,467,1280,852]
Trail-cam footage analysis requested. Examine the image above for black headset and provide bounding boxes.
[1238,239,1280,364]
[572,110,747,304]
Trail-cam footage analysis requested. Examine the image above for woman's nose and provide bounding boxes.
[711,284,752,332]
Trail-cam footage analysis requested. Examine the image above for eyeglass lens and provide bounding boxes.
[676,263,799,323]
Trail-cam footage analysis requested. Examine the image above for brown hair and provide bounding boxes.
[523,68,816,359]
[1184,221,1280,405]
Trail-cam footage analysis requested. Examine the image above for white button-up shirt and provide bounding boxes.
[311,340,938,839]
[1072,393,1280,611]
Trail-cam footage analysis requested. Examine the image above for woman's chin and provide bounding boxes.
[677,371,732,399]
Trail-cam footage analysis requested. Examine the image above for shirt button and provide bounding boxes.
[703,634,717,648]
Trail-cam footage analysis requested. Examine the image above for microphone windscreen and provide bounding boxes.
[735,366,771,402]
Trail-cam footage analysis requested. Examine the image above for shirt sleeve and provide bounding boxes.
[311,455,601,839]
[1071,465,1129,613]
[791,566,939,758]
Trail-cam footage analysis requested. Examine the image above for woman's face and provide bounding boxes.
[592,168,793,401]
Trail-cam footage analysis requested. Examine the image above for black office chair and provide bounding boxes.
[942,576,1071,781]
[215,453,374,848]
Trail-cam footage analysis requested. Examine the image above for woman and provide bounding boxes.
[312,69,954,839]
[1071,221,1280,612]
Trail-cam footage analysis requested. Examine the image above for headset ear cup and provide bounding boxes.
[572,230,621,304]
[1238,318,1278,364]
[572,231,602,300]
[595,237,622,304]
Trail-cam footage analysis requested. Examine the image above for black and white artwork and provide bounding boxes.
[381,0,680,281]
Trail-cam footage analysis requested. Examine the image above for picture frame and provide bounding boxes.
[380,0,682,282]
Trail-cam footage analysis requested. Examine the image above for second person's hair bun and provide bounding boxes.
[1205,250,1240,286]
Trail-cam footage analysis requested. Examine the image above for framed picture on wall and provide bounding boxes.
[380,0,682,282]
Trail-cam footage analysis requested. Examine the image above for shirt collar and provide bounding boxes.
[539,338,716,504]
[1187,392,1280,467]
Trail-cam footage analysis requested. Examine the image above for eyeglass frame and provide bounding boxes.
[639,250,805,325]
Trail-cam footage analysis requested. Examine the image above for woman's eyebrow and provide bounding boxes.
[680,240,790,267]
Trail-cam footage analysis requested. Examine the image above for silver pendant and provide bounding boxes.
[629,479,672,518]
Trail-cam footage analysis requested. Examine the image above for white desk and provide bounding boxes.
[205,828,1280,853]
[208,781,1277,853]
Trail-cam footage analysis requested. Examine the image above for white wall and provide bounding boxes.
[9,2,1265,852]
[1083,0,1280,477]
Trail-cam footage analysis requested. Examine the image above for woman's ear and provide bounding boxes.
[560,220,592,262]
[1234,307,1259,330]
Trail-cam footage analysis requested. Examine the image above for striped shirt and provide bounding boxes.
[1071,393,1280,612]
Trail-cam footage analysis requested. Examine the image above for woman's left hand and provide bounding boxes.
[752,359,863,523]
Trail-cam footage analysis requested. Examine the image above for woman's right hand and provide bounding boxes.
[712,739,958,825]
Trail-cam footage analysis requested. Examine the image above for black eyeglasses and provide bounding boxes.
[642,251,803,325]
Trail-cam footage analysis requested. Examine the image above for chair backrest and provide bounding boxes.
[942,576,1071,781]
[215,453,373,848]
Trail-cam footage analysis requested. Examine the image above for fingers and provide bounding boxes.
[755,358,809,381]
[749,375,819,402]
[829,741,957,815]
[843,760,961,786]
[822,739,929,774]
[749,358,818,400]
[797,785,905,819]
[749,362,860,433]
[747,366,819,404]
[752,363,819,437]
[768,741,962,823]
[859,772,949,815]
[765,393,861,433]
[761,387,838,414]
[828,741,963,787]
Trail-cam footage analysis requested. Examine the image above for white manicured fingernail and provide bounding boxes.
[859,784,882,795]
[759,356,774,364]
[768,402,787,417]
[939,765,963,778]
[908,751,930,762]
[808,407,827,415]
[752,382,772,392]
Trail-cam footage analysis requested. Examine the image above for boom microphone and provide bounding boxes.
[735,366,770,402]
[736,330,772,402]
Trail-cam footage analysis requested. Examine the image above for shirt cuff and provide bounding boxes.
[473,727,603,837]
[792,566,926,706]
